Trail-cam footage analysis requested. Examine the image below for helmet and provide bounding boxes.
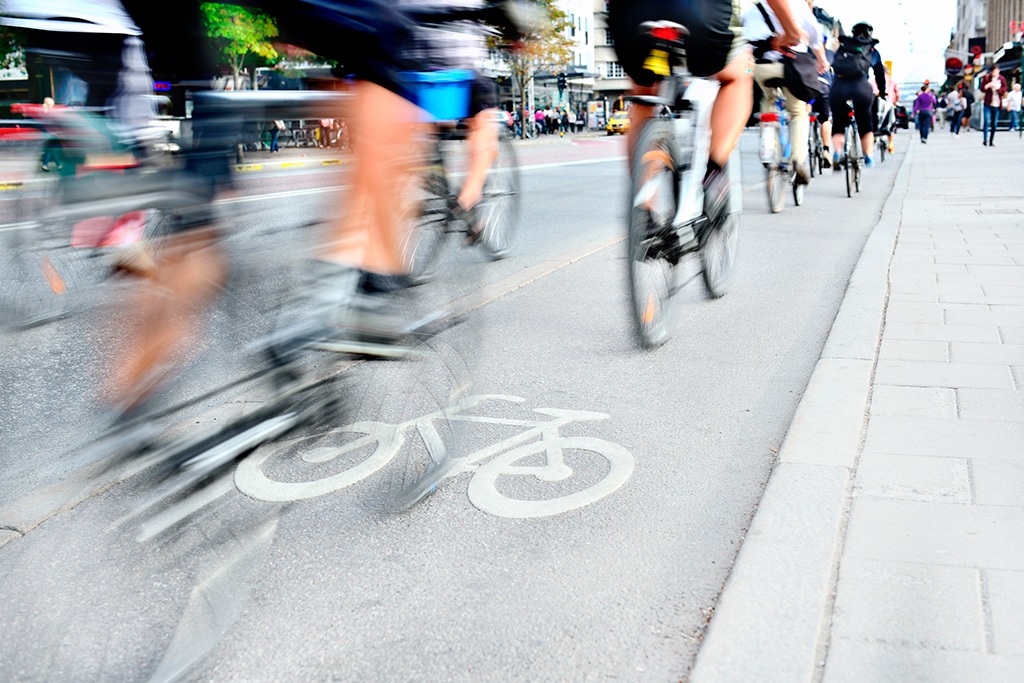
[851,22,874,38]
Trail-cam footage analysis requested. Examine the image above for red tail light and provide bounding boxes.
[759,112,779,123]
[651,27,682,42]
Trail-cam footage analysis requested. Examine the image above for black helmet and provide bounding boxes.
[852,22,874,38]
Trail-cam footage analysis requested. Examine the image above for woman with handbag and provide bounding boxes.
[744,0,829,186]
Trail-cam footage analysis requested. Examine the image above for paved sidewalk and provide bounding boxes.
[690,130,1024,680]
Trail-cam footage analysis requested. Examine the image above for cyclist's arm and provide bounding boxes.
[871,56,886,98]
[764,0,806,48]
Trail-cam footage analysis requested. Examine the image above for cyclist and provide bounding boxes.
[607,0,805,219]
[4,0,517,421]
[829,21,885,168]
[744,0,829,186]
[396,0,500,243]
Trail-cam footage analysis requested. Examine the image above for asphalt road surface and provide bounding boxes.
[0,131,906,681]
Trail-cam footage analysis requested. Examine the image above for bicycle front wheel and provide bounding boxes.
[627,118,679,349]
[477,134,520,260]
[767,164,785,213]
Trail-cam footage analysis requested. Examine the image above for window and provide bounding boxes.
[605,62,624,79]
[605,30,615,46]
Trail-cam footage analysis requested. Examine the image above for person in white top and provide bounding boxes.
[1008,82,1022,133]
[744,0,829,184]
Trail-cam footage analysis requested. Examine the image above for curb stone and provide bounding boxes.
[689,141,916,682]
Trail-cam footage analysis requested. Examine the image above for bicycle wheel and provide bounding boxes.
[844,141,853,198]
[854,156,862,193]
[626,118,679,349]
[878,136,886,162]
[767,164,785,213]
[700,177,739,298]
[477,134,520,260]
[399,161,451,286]
[808,125,819,178]
[0,229,79,329]
[793,178,804,206]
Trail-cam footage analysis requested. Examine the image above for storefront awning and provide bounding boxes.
[0,0,140,35]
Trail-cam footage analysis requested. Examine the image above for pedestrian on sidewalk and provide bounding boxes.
[947,87,963,135]
[980,65,1007,146]
[961,84,974,132]
[912,82,937,143]
[1007,82,1022,132]
[270,119,284,153]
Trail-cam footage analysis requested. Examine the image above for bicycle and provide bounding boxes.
[808,112,824,178]
[758,95,802,213]
[401,122,521,285]
[625,20,740,349]
[840,101,862,198]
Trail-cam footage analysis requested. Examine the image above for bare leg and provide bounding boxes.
[322,81,420,275]
[708,50,754,168]
[105,227,225,410]
[861,132,875,158]
[457,107,500,212]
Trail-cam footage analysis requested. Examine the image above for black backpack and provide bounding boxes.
[832,37,873,79]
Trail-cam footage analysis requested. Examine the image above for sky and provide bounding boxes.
[815,0,958,84]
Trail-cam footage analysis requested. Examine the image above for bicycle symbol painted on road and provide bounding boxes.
[234,395,634,518]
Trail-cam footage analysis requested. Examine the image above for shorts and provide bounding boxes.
[607,0,745,83]
[830,76,874,137]
[471,74,498,113]
[812,87,832,122]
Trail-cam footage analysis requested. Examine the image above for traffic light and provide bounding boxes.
[557,73,567,92]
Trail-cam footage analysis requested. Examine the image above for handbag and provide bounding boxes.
[754,2,822,103]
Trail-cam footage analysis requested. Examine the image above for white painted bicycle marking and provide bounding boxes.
[233,395,634,518]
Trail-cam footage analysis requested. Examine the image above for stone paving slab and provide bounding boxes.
[830,559,985,651]
[972,461,1024,507]
[843,497,1024,569]
[862,415,1024,460]
[854,453,970,504]
[823,641,1024,683]
[873,360,1014,389]
[987,569,1024,655]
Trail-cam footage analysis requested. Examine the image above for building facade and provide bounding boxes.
[953,0,988,58]
[592,0,630,110]
[987,0,1024,48]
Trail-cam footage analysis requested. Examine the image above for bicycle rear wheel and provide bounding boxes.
[477,134,520,260]
[400,160,451,286]
[627,118,679,349]
[844,140,853,198]
[700,157,739,298]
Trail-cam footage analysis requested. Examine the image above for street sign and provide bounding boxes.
[945,57,964,77]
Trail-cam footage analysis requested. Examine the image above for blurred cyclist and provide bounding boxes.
[829,21,886,168]
[607,0,804,219]
[745,0,829,186]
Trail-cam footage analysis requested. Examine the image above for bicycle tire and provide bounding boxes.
[0,231,79,330]
[467,436,634,519]
[844,144,853,198]
[793,180,804,206]
[767,164,785,213]
[855,157,861,193]
[399,162,451,286]
[477,134,520,260]
[700,202,739,298]
[626,117,679,349]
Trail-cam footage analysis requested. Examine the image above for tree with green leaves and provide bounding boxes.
[493,0,574,138]
[200,3,278,90]
[0,26,24,71]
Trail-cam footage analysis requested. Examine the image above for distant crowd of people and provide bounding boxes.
[912,68,1022,147]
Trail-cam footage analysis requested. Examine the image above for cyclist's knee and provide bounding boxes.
[715,49,754,86]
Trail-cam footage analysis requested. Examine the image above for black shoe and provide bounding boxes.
[702,166,730,224]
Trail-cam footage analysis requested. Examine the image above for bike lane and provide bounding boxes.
[0,132,908,680]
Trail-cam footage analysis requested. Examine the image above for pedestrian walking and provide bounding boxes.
[980,65,1007,146]
[947,88,963,135]
[912,83,937,143]
[961,83,975,133]
[270,119,284,153]
[1007,82,1022,133]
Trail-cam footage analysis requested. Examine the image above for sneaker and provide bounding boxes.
[832,153,841,171]
[702,166,730,225]
[864,156,874,167]
[794,163,810,186]
[921,139,927,144]
[822,149,832,169]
